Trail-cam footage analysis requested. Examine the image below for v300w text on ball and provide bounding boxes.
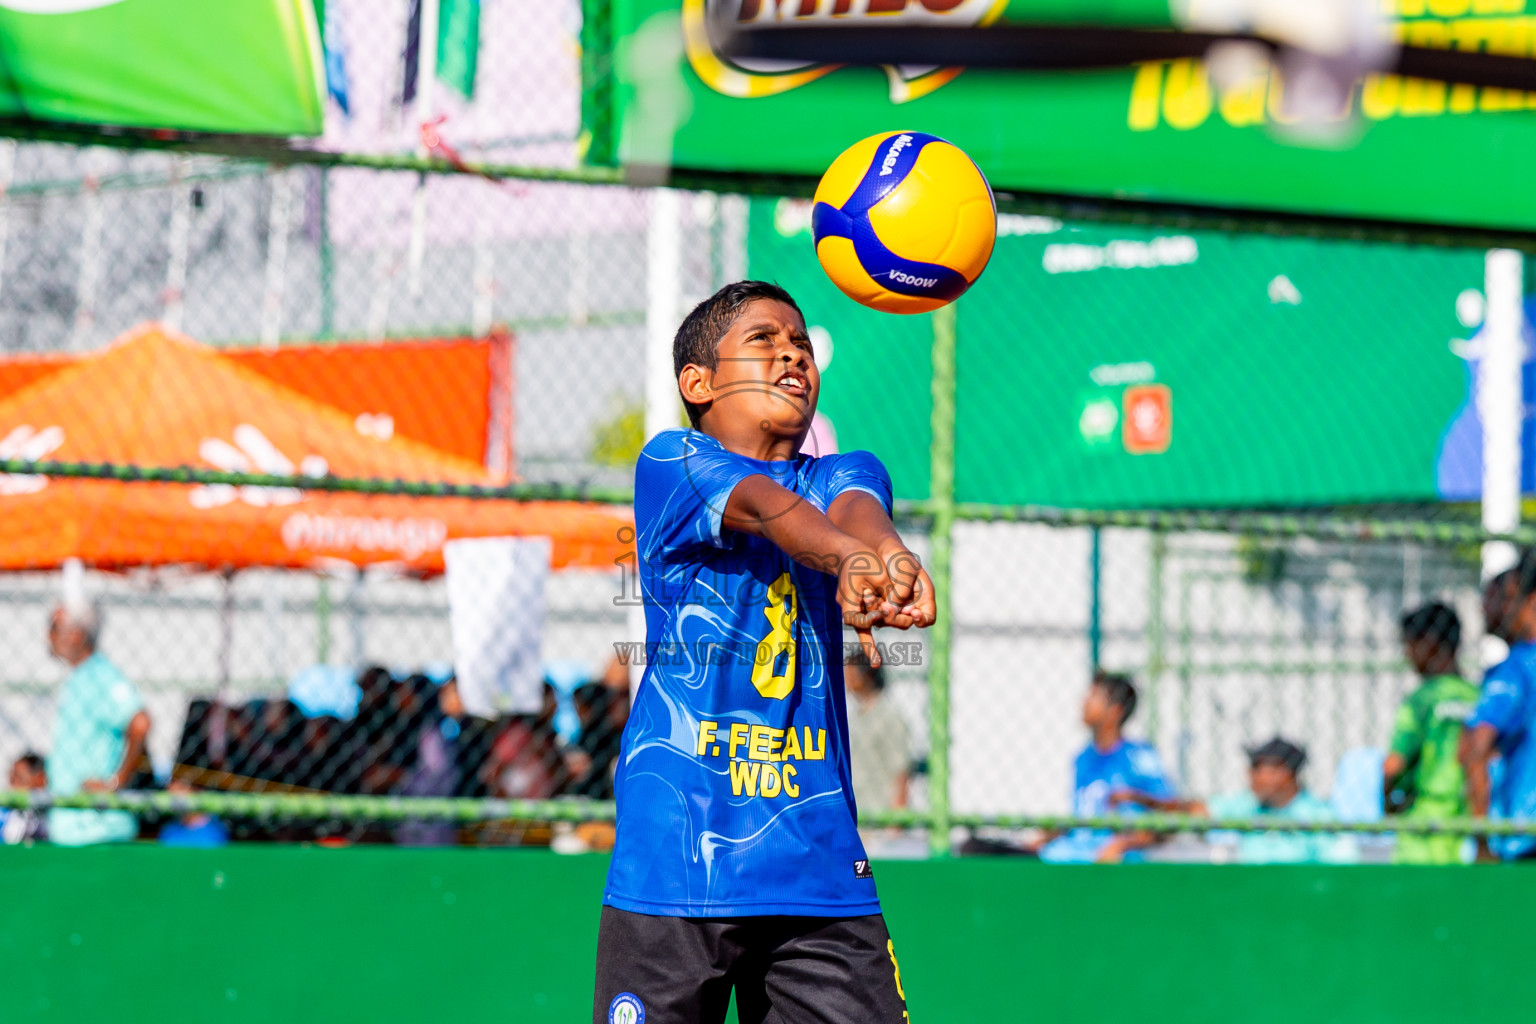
[811,131,997,315]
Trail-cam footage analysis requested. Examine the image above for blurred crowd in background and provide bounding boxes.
[2,598,638,849]
[11,548,1536,865]
[960,560,1534,867]
[0,591,920,853]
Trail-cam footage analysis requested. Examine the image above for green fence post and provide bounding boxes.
[1089,526,1102,672]
[1146,531,1165,740]
[928,301,957,858]
[318,166,335,339]
[316,574,332,665]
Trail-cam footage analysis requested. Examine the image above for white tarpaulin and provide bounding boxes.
[444,535,551,718]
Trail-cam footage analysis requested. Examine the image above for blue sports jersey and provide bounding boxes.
[1469,641,1536,860]
[604,429,893,917]
[1039,740,1172,863]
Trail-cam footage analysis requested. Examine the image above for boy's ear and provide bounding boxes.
[678,364,712,408]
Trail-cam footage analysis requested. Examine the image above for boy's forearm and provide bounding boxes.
[1136,795,1205,816]
[725,475,867,572]
[827,491,906,557]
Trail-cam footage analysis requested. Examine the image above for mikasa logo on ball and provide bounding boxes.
[879,135,914,175]
[683,0,1009,104]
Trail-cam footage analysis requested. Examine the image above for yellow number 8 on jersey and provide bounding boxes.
[752,572,798,699]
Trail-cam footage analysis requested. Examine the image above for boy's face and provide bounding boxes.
[1081,684,1117,730]
[692,299,818,441]
[1484,574,1520,641]
[1404,635,1449,676]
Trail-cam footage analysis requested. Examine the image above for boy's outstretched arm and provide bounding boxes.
[723,476,926,665]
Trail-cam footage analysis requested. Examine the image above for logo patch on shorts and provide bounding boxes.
[609,992,645,1024]
[854,859,873,879]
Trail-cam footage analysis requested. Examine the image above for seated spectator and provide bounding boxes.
[175,699,217,776]
[1032,671,1173,863]
[335,665,395,795]
[482,683,567,799]
[46,600,152,847]
[566,682,620,800]
[251,699,303,789]
[296,715,345,792]
[1384,602,1478,864]
[2,752,48,845]
[451,680,498,800]
[397,675,462,847]
[1124,737,1355,864]
[221,701,261,781]
[844,648,911,815]
[360,673,436,796]
[159,779,229,848]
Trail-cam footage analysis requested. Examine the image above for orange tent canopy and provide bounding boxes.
[0,335,513,473]
[0,350,72,399]
[0,325,631,573]
[224,335,514,475]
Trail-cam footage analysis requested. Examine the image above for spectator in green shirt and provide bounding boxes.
[1383,602,1478,865]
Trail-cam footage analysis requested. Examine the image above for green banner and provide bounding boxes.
[0,0,326,136]
[751,198,1489,507]
[600,0,1536,232]
[437,0,483,101]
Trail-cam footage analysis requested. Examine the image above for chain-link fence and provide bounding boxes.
[0,493,1511,853]
[0,0,1529,860]
[949,523,1481,812]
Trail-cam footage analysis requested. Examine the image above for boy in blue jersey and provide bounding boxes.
[595,282,934,1024]
[1035,671,1172,863]
[1462,562,1536,861]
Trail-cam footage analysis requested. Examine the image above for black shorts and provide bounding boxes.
[593,906,909,1024]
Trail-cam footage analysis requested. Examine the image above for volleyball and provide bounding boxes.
[811,131,996,315]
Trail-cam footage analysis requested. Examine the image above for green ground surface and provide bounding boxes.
[1,845,1526,1022]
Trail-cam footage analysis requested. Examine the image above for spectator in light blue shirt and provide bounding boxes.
[1205,738,1355,864]
[1462,562,1536,861]
[1034,671,1174,863]
[46,601,151,846]
[1125,737,1356,864]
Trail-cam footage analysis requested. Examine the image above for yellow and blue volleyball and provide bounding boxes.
[811,131,996,315]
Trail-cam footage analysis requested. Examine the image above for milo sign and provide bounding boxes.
[682,0,1008,103]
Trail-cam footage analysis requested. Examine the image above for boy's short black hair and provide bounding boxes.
[673,280,804,428]
[1518,546,1536,598]
[1092,670,1137,724]
[1401,601,1461,654]
[14,751,44,775]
